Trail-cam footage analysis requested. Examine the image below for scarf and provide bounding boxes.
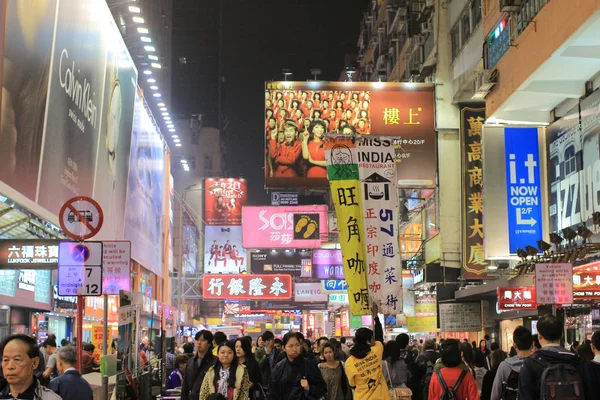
[217,367,231,397]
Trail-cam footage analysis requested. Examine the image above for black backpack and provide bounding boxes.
[436,370,467,400]
[421,360,435,400]
[535,356,584,400]
[501,369,519,400]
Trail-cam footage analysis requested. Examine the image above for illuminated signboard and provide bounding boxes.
[0,240,59,268]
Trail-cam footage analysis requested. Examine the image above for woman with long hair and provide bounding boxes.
[199,341,250,400]
[318,343,350,400]
[269,121,302,178]
[301,119,327,178]
[382,340,409,390]
[234,338,264,399]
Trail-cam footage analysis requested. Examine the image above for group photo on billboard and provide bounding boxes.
[204,226,247,274]
[264,81,436,188]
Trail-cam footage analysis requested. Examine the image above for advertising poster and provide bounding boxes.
[460,105,488,279]
[204,225,247,274]
[117,305,137,373]
[0,0,58,200]
[407,316,438,333]
[37,0,109,213]
[265,81,436,189]
[241,205,328,249]
[249,250,312,277]
[312,249,345,279]
[91,325,103,362]
[547,91,600,241]
[535,263,573,305]
[325,138,370,315]
[357,138,402,314]
[293,282,328,302]
[92,19,137,241]
[123,95,165,276]
[204,178,247,226]
[202,274,292,300]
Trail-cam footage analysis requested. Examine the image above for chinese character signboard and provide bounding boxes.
[249,250,312,277]
[102,241,131,295]
[535,263,573,305]
[312,249,345,279]
[204,226,247,274]
[439,303,482,332]
[460,105,488,279]
[265,81,436,189]
[202,274,292,300]
[241,206,328,249]
[573,262,600,300]
[322,280,348,294]
[0,240,59,268]
[504,127,543,253]
[497,286,537,310]
[325,138,370,315]
[357,138,402,314]
[204,178,247,226]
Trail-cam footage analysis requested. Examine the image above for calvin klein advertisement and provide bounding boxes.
[123,96,165,276]
[0,0,58,200]
[37,0,109,214]
[92,22,137,240]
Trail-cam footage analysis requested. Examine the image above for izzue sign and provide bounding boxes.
[0,240,60,268]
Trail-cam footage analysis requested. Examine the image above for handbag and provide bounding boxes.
[383,359,413,400]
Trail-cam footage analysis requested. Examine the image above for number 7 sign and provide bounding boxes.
[58,242,103,296]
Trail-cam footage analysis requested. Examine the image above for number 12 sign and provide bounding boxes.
[58,242,103,296]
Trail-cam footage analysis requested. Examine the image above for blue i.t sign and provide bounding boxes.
[504,127,543,253]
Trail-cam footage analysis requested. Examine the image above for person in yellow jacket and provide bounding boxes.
[213,331,227,356]
[344,304,390,400]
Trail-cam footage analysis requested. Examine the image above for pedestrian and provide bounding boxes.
[213,331,228,356]
[166,346,177,377]
[491,326,532,400]
[318,343,350,400]
[518,314,587,400]
[256,331,281,389]
[48,346,93,400]
[234,337,264,399]
[428,339,480,400]
[199,340,250,400]
[586,330,600,394]
[0,334,61,399]
[480,349,507,400]
[181,330,217,400]
[166,354,188,390]
[382,340,411,398]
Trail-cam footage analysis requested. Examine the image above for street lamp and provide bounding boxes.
[282,69,292,81]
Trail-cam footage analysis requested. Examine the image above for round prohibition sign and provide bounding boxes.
[71,244,91,263]
[59,196,104,241]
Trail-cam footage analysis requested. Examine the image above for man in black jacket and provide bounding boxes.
[258,331,282,388]
[518,314,587,400]
[181,330,216,400]
[48,346,93,400]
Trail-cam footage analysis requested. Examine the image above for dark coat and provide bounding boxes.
[259,347,282,387]
[267,355,327,400]
[181,351,217,400]
[48,370,93,400]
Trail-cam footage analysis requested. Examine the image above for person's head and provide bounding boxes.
[532,334,542,352]
[217,341,236,368]
[341,124,356,135]
[282,332,302,361]
[266,108,273,118]
[315,336,329,353]
[84,343,96,353]
[395,333,410,350]
[383,340,401,362]
[312,109,322,119]
[61,339,69,347]
[55,346,77,375]
[460,342,473,366]
[43,338,57,354]
[471,341,477,348]
[336,100,343,109]
[268,117,276,128]
[262,331,274,347]
[322,99,329,109]
[306,99,314,108]
[175,354,188,372]
[309,119,326,141]
[490,349,507,370]
[354,327,374,347]
[195,330,214,356]
[274,338,282,350]
[513,326,533,352]
[235,337,252,361]
[275,91,282,100]
[484,334,490,341]
[463,338,468,343]
[214,331,227,347]
[321,343,336,362]
[424,339,435,351]
[183,342,194,354]
[283,122,298,144]
[1,334,40,388]
[479,339,487,350]
[440,339,462,368]
[490,342,500,351]
[537,314,563,345]
[340,337,346,344]
[577,342,594,363]
[292,99,300,109]
[313,92,321,101]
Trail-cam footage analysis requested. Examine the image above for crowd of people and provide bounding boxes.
[2,312,600,399]
[265,89,371,179]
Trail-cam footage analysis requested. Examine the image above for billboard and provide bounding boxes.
[293,282,328,302]
[202,274,292,300]
[0,0,137,242]
[312,249,345,279]
[123,95,165,276]
[265,81,436,188]
[204,178,247,226]
[241,205,328,249]
[249,250,312,277]
[497,287,537,310]
[460,105,488,279]
[204,226,247,274]
[573,262,600,300]
[0,240,59,268]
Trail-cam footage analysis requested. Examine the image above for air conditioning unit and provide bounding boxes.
[472,69,497,99]
[500,0,522,12]
[421,22,433,33]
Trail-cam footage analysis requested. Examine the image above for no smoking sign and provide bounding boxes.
[59,196,104,241]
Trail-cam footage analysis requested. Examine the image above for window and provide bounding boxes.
[471,1,482,27]
[461,12,471,44]
[564,146,576,176]
[204,155,213,170]
[179,56,187,64]
[451,27,461,59]
[451,0,483,60]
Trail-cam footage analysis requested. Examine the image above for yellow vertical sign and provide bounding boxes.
[325,138,370,315]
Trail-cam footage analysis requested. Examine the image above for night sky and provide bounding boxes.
[219,0,370,205]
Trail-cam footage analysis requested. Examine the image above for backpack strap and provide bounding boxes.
[453,370,468,391]
[435,370,448,392]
